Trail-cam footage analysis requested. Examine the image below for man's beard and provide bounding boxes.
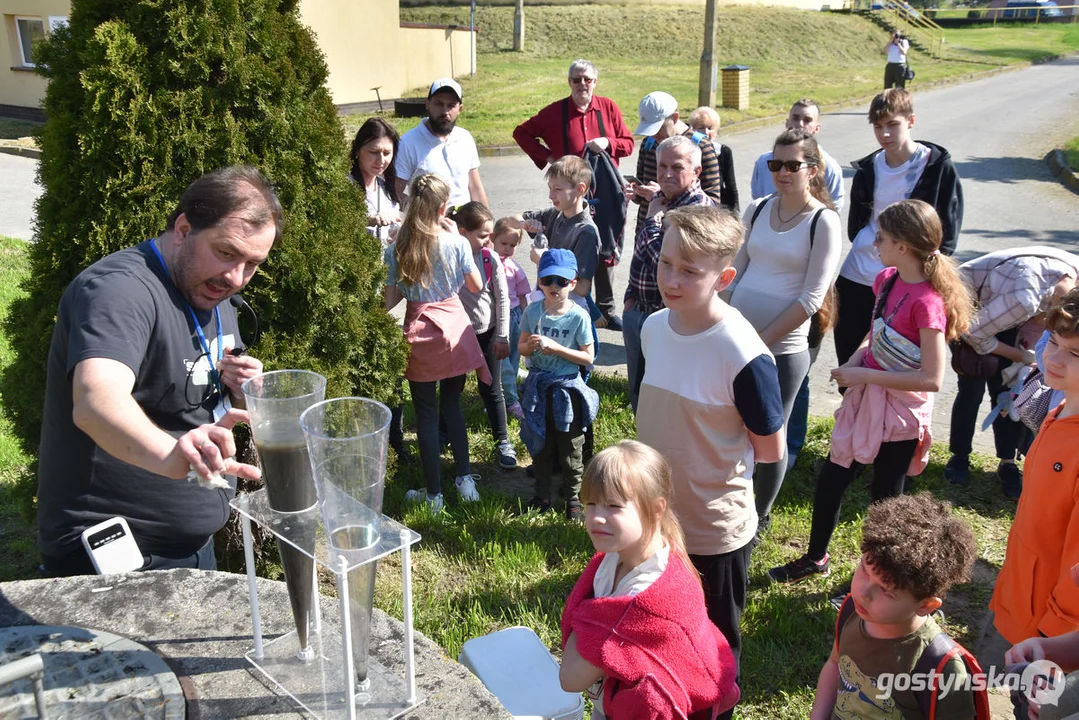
[428,115,457,136]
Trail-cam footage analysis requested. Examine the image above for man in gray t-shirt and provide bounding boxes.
[37,166,280,576]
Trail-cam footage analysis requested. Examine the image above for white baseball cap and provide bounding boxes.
[634,92,678,136]
[428,78,463,101]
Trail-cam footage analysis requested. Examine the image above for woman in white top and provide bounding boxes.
[350,117,402,246]
[727,128,842,530]
[884,29,910,89]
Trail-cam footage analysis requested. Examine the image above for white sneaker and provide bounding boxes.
[455,474,481,502]
[405,489,444,513]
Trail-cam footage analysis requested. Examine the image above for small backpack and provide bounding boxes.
[835,595,991,719]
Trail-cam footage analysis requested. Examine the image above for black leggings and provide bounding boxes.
[411,375,469,496]
[440,327,509,445]
[833,276,878,368]
[807,439,919,559]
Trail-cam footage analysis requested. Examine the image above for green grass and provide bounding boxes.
[0,239,1019,716]
[343,6,1079,147]
[0,118,41,141]
[0,237,36,581]
[1063,134,1079,169]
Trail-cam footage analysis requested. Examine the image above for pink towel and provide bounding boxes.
[403,297,491,385]
[829,383,933,476]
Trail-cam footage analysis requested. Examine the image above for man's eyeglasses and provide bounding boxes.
[766,159,816,173]
[570,76,596,85]
[539,276,573,288]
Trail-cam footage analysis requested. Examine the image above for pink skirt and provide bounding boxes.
[403,297,491,385]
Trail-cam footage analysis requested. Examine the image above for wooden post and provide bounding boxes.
[698,0,718,108]
[513,0,525,51]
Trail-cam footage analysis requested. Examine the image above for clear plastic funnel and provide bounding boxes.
[242,370,327,659]
[299,397,391,687]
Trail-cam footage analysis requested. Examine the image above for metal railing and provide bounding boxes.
[878,2,948,58]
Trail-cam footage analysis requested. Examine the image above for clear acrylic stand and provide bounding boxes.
[233,489,423,719]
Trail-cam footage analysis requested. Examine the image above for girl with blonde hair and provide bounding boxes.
[560,440,740,720]
[385,173,488,511]
[770,199,973,584]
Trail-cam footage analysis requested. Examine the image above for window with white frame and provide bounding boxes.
[15,16,47,67]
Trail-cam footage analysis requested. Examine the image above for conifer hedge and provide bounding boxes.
[3,0,409,454]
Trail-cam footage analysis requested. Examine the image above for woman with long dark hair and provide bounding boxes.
[350,117,401,245]
[725,128,842,536]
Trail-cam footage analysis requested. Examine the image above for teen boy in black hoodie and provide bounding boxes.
[833,88,964,366]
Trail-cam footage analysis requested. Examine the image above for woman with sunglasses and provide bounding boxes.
[724,129,842,538]
[350,117,401,247]
[384,173,487,512]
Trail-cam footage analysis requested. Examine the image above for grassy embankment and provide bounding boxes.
[342,5,1079,146]
[0,236,1018,718]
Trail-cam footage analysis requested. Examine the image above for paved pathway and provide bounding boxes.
[485,56,1079,455]
[2,58,1076,453]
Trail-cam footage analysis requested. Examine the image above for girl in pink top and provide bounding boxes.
[769,199,973,584]
[493,219,531,418]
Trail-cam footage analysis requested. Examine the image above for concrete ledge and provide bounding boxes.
[0,569,510,720]
[1045,148,1079,194]
[0,145,42,159]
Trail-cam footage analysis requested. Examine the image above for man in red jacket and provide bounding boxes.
[513,59,634,330]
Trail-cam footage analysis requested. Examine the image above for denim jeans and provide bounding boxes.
[948,328,1021,461]
[501,305,523,405]
[623,306,649,412]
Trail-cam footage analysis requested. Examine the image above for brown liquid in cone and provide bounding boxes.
[258,440,317,652]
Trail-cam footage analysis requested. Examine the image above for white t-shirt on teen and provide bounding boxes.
[840,143,929,287]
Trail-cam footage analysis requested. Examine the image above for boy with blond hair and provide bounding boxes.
[812,493,981,720]
[635,205,784,717]
[688,106,738,210]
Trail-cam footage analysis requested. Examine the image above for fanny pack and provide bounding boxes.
[869,272,922,372]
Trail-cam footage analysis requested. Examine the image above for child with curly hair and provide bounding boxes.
[812,493,981,720]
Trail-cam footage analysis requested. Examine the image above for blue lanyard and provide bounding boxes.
[149,241,224,396]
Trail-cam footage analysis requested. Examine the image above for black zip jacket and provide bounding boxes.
[847,140,963,258]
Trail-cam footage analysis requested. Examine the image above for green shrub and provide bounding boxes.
[2,0,409,459]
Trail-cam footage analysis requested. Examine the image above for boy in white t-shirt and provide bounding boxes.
[635,205,784,717]
[834,88,963,367]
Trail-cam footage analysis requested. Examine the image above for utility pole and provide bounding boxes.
[513,0,525,51]
[698,0,718,107]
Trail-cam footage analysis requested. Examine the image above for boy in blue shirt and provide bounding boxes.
[518,249,599,521]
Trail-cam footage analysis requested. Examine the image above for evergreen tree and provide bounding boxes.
[3,0,408,454]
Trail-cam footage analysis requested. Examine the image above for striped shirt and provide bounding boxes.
[624,183,715,315]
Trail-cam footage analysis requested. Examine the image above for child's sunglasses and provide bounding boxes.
[766,159,815,173]
[539,276,572,288]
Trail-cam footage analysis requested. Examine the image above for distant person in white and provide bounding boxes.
[749,99,845,214]
[884,30,910,89]
[395,78,488,211]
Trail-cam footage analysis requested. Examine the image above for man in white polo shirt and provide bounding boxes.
[395,78,488,210]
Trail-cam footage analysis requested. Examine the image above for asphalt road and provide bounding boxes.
[2,57,1076,452]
